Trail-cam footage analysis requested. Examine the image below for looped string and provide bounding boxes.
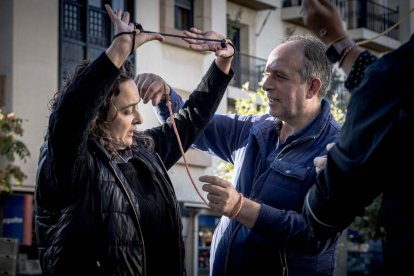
[134,23,236,59]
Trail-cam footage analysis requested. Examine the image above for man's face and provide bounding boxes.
[262,40,309,123]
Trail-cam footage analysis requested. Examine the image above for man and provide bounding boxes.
[301,0,414,274]
[145,33,340,275]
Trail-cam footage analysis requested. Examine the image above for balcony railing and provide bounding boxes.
[347,0,399,40]
[282,0,347,19]
[282,0,399,40]
[231,52,267,91]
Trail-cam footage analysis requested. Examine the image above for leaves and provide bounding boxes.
[0,110,30,194]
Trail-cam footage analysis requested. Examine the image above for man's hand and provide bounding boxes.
[302,0,347,44]
[314,142,335,173]
[135,73,170,106]
[199,175,240,217]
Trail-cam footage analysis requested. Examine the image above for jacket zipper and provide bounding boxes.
[279,249,288,276]
[249,158,263,198]
[109,162,147,275]
[238,137,316,275]
[224,222,243,275]
[223,159,262,275]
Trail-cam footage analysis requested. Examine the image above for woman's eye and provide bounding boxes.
[123,108,133,115]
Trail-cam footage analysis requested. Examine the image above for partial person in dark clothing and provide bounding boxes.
[34,4,234,276]
[301,0,414,274]
[146,33,341,275]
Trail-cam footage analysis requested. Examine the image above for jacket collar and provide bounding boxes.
[251,98,333,144]
[88,139,113,162]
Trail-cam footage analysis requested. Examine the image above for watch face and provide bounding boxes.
[326,45,341,63]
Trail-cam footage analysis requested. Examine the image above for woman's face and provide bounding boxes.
[107,79,143,148]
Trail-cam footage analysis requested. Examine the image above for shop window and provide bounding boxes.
[198,215,220,276]
[0,192,42,275]
[59,0,134,85]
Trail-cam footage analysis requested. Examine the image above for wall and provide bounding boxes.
[10,0,59,189]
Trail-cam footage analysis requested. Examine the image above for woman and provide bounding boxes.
[35,4,234,276]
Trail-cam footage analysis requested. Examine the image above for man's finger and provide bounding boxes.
[326,142,335,151]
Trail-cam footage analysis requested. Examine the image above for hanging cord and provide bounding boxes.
[134,23,235,206]
[164,91,209,206]
[356,6,414,46]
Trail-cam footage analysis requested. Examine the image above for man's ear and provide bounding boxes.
[307,78,322,98]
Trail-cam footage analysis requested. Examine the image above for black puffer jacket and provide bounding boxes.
[35,53,233,275]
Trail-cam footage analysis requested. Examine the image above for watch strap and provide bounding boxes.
[326,37,356,63]
[333,37,355,55]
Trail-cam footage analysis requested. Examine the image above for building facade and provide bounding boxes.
[0,0,413,275]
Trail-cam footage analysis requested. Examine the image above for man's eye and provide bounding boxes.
[276,73,286,79]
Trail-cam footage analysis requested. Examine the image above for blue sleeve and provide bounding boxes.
[155,88,255,163]
[147,62,234,169]
[253,204,312,243]
[154,88,184,123]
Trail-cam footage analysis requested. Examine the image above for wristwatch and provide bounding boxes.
[326,37,356,63]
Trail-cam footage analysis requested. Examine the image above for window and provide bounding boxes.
[59,0,133,85]
[160,0,211,48]
[174,0,193,30]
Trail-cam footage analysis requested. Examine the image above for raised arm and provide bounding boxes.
[45,5,164,201]
[302,0,364,74]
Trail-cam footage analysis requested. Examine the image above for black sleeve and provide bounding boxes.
[47,53,120,195]
[344,50,377,92]
[303,37,414,239]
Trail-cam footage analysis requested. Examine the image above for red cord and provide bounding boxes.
[165,97,209,206]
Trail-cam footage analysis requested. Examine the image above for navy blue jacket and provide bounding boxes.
[157,93,341,275]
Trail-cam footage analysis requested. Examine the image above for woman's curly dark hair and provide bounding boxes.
[50,59,154,157]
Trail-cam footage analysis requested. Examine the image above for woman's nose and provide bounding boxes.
[133,110,143,125]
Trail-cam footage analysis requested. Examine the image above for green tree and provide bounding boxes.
[0,110,30,194]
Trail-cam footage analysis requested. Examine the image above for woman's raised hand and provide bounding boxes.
[105,4,165,57]
[182,28,234,59]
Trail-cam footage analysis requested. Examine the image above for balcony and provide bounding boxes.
[281,0,400,52]
[230,52,267,92]
[281,0,346,27]
[347,0,400,51]
[228,0,276,11]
